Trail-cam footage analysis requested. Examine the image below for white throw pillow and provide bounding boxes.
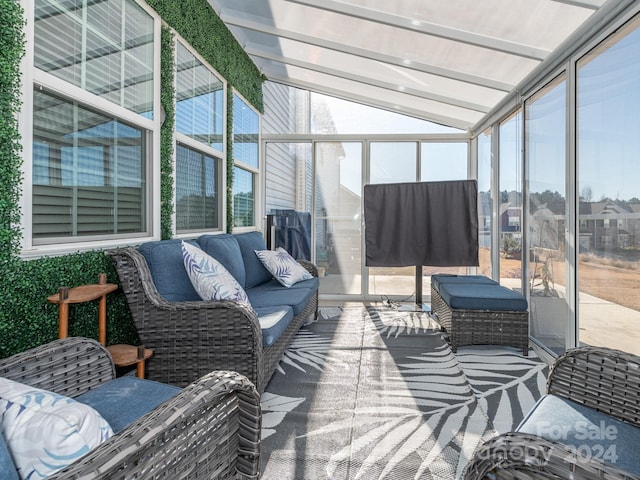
[182,241,250,305]
[255,248,313,288]
[0,377,113,480]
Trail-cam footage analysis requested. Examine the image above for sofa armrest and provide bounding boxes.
[297,259,318,277]
[48,370,261,480]
[464,431,639,480]
[106,248,264,388]
[0,337,115,397]
[547,346,640,428]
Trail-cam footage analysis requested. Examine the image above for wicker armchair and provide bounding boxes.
[107,247,318,393]
[464,346,640,479]
[0,337,261,480]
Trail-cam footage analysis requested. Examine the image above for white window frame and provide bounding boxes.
[232,89,262,232]
[172,34,227,238]
[19,0,162,259]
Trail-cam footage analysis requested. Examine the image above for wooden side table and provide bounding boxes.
[48,273,153,378]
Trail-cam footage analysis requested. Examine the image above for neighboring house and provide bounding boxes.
[579,200,640,252]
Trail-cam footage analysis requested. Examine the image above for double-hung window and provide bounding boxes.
[31,0,155,245]
[232,93,260,228]
[174,41,225,233]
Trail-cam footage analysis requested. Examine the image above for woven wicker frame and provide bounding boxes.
[431,285,529,356]
[0,337,261,480]
[464,346,640,480]
[465,431,639,480]
[107,248,318,393]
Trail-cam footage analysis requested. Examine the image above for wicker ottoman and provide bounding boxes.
[431,280,529,356]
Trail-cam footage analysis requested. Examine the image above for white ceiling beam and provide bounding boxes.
[246,43,492,113]
[219,11,515,93]
[549,0,603,9]
[286,0,550,60]
[263,70,476,130]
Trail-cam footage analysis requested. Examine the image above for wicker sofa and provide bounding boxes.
[465,346,640,479]
[107,231,319,393]
[430,274,529,355]
[0,337,261,480]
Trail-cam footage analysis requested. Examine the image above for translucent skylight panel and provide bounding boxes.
[262,61,485,128]
[335,0,602,49]
[250,35,505,110]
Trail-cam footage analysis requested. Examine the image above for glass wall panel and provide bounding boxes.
[175,42,224,152]
[34,0,154,117]
[526,76,567,355]
[420,142,467,182]
[310,91,463,135]
[420,142,469,293]
[477,129,493,277]
[32,89,147,242]
[370,142,417,184]
[577,16,640,355]
[368,142,417,298]
[315,142,362,295]
[499,111,523,290]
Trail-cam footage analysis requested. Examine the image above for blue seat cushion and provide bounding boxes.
[234,232,274,288]
[431,274,498,293]
[76,376,181,433]
[438,284,528,311]
[138,239,201,302]
[247,281,316,315]
[255,306,295,346]
[255,277,319,291]
[197,234,246,288]
[0,432,17,480]
[518,394,640,476]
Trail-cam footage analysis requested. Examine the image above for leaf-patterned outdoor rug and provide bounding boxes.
[260,306,547,480]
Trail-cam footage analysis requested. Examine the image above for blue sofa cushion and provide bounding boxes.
[0,433,17,480]
[518,394,640,476]
[254,277,320,291]
[247,281,316,316]
[431,274,498,293]
[138,239,201,302]
[234,232,274,288]
[255,306,295,346]
[438,283,528,311]
[197,234,247,288]
[76,377,181,433]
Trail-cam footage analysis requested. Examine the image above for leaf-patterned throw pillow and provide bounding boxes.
[181,241,250,305]
[255,248,313,288]
[0,377,113,480]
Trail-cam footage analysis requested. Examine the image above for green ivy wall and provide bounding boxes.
[0,0,264,358]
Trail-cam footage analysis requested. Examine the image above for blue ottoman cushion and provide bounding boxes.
[76,376,181,433]
[518,394,640,476]
[438,284,528,311]
[431,274,498,293]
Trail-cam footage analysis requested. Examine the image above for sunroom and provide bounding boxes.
[1,0,640,479]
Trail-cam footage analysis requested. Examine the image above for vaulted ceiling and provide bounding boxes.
[208,0,612,131]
